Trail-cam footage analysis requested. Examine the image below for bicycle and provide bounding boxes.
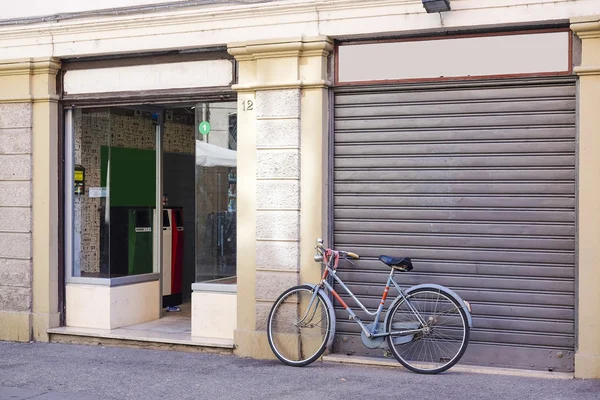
[266,238,473,374]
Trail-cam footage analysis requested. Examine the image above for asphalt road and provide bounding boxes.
[0,342,598,400]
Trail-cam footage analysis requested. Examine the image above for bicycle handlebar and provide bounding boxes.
[341,251,360,260]
[315,238,360,260]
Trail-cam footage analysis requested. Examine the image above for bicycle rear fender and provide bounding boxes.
[305,283,337,350]
[392,283,473,328]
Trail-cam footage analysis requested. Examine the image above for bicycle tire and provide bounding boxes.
[386,287,470,374]
[267,285,332,367]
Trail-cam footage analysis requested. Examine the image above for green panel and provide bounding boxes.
[101,146,156,207]
[128,209,154,276]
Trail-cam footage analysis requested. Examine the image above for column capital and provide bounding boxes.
[228,36,333,60]
[0,58,61,77]
[571,16,600,77]
[572,16,600,39]
[228,37,333,91]
[0,58,61,102]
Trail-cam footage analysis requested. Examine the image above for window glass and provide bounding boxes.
[73,107,157,278]
[194,102,237,282]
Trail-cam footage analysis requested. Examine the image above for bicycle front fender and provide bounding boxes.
[388,283,473,328]
[304,283,337,350]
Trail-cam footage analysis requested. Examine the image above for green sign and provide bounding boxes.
[199,121,211,135]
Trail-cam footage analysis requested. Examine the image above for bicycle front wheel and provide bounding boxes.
[267,285,332,367]
[386,287,470,374]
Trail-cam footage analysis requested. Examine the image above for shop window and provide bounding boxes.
[72,107,159,278]
[68,102,237,289]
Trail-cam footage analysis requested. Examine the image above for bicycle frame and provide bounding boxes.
[310,249,428,340]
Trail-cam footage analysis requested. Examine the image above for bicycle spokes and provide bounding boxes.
[387,289,469,374]
[267,286,331,366]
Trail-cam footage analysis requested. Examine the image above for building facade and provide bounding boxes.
[0,0,599,379]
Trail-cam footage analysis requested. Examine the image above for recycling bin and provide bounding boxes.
[128,208,154,276]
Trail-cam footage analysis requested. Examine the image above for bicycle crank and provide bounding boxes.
[360,324,386,349]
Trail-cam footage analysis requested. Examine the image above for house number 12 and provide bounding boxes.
[242,100,254,111]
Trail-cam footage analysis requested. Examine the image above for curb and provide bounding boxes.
[322,354,574,380]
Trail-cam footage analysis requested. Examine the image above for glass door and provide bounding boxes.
[194,101,238,283]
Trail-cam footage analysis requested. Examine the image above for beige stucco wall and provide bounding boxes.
[571,15,600,380]
[228,37,332,359]
[0,58,60,342]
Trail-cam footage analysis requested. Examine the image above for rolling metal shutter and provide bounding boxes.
[332,77,577,372]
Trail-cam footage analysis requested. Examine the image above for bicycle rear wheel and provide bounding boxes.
[386,287,470,374]
[267,285,332,367]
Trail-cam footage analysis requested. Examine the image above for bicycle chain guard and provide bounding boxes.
[360,324,387,349]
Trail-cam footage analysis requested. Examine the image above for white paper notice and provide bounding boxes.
[89,187,107,198]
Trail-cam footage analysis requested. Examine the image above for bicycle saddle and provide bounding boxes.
[379,255,413,272]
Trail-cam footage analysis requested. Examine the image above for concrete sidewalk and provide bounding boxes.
[0,386,100,400]
[0,342,598,400]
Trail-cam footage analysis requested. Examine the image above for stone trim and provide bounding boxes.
[0,3,390,38]
[233,80,332,91]
[0,58,60,77]
[191,282,237,294]
[571,18,600,39]
[229,36,333,60]
[0,310,31,341]
[229,37,333,92]
[574,65,600,75]
[0,96,60,103]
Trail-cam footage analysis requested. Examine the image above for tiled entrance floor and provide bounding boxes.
[47,302,234,349]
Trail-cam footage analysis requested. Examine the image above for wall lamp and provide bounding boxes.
[422,0,451,13]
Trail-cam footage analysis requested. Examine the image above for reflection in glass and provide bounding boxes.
[195,102,238,283]
[73,107,157,278]
[161,107,196,301]
[71,102,238,283]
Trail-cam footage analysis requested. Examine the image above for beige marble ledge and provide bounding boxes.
[47,325,234,349]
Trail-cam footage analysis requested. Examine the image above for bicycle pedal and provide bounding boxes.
[383,349,392,358]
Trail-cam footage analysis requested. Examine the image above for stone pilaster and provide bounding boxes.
[571,16,600,379]
[228,37,332,359]
[0,58,60,342]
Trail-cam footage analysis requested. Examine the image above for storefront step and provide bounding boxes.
[47,326,234,354]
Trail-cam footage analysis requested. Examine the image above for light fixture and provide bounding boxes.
[422,0,451,13]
